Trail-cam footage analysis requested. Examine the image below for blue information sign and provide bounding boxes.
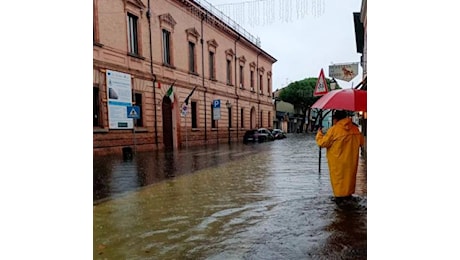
[127,106,140,119]
[213,99,221,120]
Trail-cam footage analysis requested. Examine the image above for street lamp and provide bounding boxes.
[226,100,232,144]
[273,97,280,129]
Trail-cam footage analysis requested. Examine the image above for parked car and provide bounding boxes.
[243,128,275,144]
[271,129,287,139]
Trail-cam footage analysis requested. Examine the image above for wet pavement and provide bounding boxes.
[94,134,367,259]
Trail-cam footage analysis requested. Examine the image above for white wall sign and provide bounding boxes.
[328,63,359,82]
[106,70,133,129]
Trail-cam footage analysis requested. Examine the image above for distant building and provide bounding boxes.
[93,0,277,155]
[272,89,304,133]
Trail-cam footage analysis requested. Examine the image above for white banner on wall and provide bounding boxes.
[328,63,359,82]
[106,70,133,129]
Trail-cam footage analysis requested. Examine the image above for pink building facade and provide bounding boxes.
[93,0,277,155]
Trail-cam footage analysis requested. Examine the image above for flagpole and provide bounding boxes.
[185,110,188,148]
[183,86,197,148]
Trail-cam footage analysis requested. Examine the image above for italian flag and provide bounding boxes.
[166,80,176,108]
[166,84,174,103]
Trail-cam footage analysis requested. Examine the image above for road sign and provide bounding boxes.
[328,63,358,82]
[314,69,329,97]
[127,106,140,119]
[213,99,221,120]
[213,99,221,108]
[181,103,188,117]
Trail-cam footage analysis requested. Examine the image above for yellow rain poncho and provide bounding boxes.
[316,117,364,197]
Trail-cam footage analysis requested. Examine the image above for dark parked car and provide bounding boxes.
[243,128,275,144]
[272,129,287,139]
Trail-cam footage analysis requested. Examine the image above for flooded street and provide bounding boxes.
[94,134,366,259]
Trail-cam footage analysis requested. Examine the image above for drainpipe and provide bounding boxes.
[234,36,240,141]
[147,0,158,146]
[201,12,207,142]
[256,52,261,127]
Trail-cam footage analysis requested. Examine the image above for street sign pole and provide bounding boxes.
[212,99,221,145]
[181,103,189,148]
[133,119,136,154]
[318,109,322,173]
[127,106,140,155]
[313,69,329,173]
[185,113,188,148]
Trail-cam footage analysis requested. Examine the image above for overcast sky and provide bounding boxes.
[209,0,363,90]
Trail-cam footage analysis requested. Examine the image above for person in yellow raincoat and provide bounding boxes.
[316,110,364,202]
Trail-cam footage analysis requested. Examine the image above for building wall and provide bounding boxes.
[93,0,277,155]
[361,0,367,78]
[361,0,367,158]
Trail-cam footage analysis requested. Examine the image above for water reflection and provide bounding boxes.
[94,134,366,259]
[94,143,267,202]
[317,198,368,259]
[94,151,274,259]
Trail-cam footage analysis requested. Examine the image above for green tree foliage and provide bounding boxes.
[278,77,338,131]
[279,78,318,114]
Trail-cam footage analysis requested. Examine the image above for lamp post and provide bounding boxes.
[273,97,280,129]
[226,100,232,144]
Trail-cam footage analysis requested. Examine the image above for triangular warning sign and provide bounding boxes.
[314,69,329,96]
[129,108,138,116]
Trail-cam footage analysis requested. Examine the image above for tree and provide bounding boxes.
[279,77,338,132]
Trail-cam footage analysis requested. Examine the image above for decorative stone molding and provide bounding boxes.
[124,0,146,16]
[225,48,235,57]
[159,13,177,30]
[238,56,246,64]
[124,0,146,9]
[207,39,218,49]
[186,28,200,42]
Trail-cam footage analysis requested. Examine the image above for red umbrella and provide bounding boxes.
[311,88,367,112]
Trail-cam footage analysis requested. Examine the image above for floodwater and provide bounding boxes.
[94,134,367,259]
